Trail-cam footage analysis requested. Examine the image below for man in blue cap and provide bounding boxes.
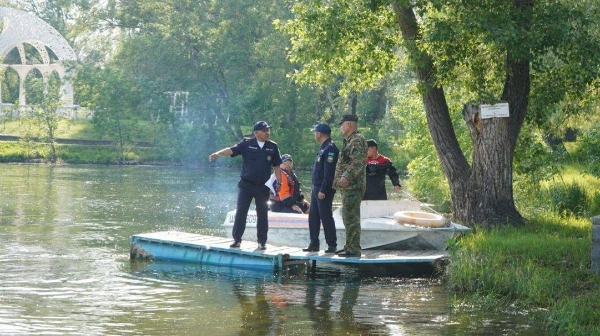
[209,121,282,250]
[303,123,339,253]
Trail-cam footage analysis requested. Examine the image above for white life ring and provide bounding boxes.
[393,211,447,228]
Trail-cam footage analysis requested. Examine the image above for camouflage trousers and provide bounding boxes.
[340,188,364,254]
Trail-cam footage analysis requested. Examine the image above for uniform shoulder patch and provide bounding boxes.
[327,151,335,163]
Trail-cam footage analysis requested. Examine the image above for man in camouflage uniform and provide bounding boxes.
[334,114,367,257]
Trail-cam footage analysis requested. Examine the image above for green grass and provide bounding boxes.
[0,141,173,164]
[0,117,160,142]
[555,164,600,191]
[446,169,600,335]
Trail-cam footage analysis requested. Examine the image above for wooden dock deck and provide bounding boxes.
[131,231,448,272]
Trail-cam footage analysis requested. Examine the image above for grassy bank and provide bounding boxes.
[0,117,179,164]
[0,141,173,164]
[0,117,159,142]
[445,169,600,335]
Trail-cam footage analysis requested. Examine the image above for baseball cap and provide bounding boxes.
[367,139,378,148]
[253,121,271,131]
[311,124,331,134]
[281,154,293,162]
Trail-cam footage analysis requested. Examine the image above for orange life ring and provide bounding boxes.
[393,211,447,228]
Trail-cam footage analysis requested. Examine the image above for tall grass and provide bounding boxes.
[446,168,600,335]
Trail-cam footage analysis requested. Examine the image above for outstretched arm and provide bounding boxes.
[209,148,233,161]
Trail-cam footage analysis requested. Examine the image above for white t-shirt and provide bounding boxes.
[257,141,265,149]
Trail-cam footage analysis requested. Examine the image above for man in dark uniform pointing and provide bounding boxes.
[209,121,282,250]
[303,124,339,253]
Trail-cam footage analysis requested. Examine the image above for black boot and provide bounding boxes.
[302,244,320,252]
[324,245,337,253]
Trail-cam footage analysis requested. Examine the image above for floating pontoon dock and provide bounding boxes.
[130,231,448,272]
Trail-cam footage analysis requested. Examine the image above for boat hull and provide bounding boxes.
[222,201,470,250]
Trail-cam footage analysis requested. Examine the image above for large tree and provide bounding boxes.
[283,0,600,226]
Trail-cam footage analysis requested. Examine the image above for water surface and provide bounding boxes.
[0,164,544,335]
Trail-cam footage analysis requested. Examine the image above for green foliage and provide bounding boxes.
[547,293,600,336]
[57,145,119,164]
[577,128,600,177]
[513,123,563,210]
[446,211,599,335]
[284,0,600,222]
[22,71,65,162]
[589,192,600,217]
[75,62,147,163]
[279,0,400,95]
[0,67,19,104]
[0,141,174,164]
[547,182,590,217]
[0,142,42,162]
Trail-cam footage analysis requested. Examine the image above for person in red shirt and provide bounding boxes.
[363,139,401,200]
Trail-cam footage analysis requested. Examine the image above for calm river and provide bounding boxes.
[0,164,544,335]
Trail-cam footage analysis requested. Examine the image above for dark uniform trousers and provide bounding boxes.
[308,188,337,247]
[233,180,270,244]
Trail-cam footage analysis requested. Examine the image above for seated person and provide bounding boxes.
[270,154,310,214]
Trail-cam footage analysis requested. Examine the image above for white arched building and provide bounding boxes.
[0,6,76,108]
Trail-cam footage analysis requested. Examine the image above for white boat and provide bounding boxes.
[222,200,471,250]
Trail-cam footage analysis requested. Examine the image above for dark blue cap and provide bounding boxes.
[312,123,331,134]
[253,121,271,131]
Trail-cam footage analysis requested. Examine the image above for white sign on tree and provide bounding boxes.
[481,102,510,119]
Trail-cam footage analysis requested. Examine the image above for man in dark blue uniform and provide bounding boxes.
[209,121,282,250]
[303,124,339,253]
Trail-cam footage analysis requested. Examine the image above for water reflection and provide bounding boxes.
[0,164,544,335]
[132,260,388,335]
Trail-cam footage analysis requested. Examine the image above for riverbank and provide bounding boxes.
[445,169,600,336]
[0,141,173,165]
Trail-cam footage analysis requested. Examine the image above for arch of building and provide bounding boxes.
[0,7,76,106]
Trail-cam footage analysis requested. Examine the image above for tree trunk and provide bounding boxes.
[457,103,524,225]
[348,91,358,115]
[115,110,124,164]
[373,82,387,122]
[288,81,298,125]
[392,2,527,227]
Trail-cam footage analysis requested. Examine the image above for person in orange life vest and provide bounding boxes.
[270,154,310,214]
[363,139,401,200]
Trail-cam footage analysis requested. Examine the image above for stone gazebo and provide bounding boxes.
[0,6,76,109]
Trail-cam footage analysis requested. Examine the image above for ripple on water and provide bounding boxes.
[0,165,545,335]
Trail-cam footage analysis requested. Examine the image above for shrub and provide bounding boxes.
[590,192,600,217]
[547,182,589,217]
[577,129,600,177]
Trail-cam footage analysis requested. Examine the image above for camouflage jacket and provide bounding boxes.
[334,130,367,191]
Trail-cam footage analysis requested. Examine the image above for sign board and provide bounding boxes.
[481,103,509,119]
